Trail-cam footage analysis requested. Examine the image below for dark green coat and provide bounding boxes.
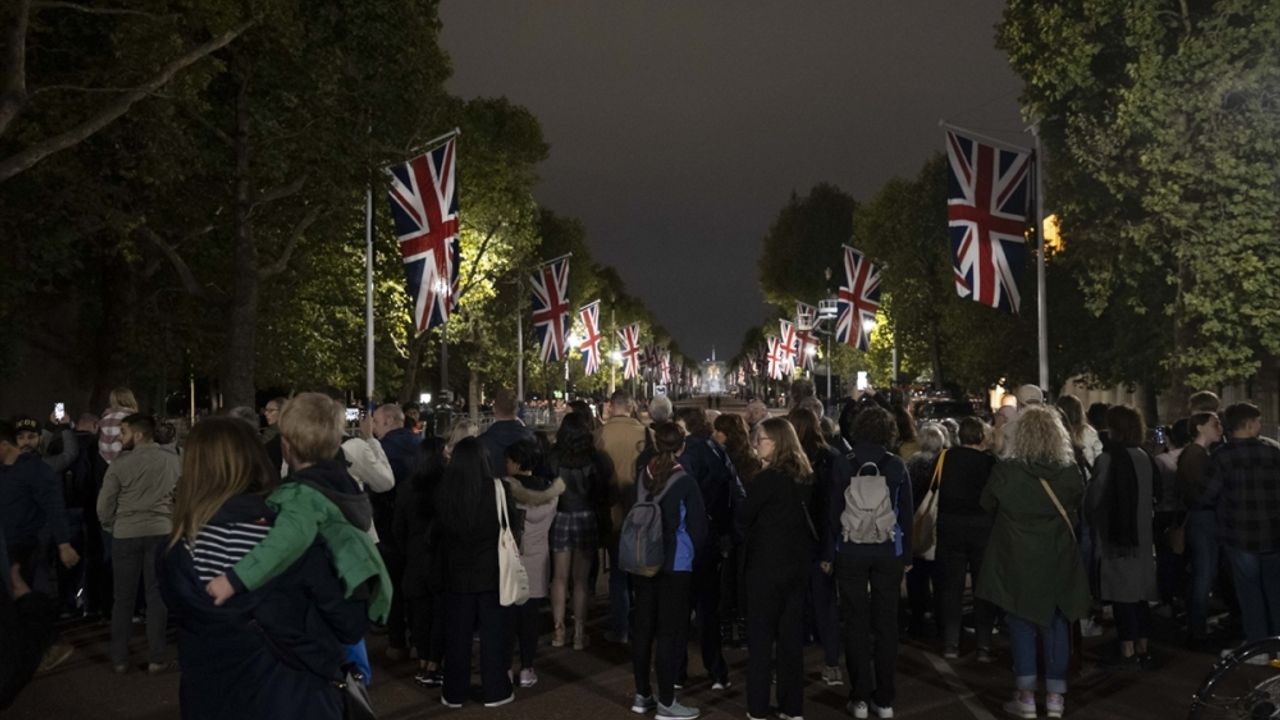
[975,459,1092,626]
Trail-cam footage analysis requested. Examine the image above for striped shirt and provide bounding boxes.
[188,520,272,583]
[98,408,132,464]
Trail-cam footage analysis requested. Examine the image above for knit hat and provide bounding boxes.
[1014,384,1045,407]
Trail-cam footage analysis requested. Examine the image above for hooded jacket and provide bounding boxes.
[159,494,367,720]
[226,460,391,623]
[0,452,69,546]
[506,475,565,598]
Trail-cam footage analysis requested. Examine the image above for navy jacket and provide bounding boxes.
[825,441,913,562]
[479,420,536,478]
[626,467,707,574]
[679,435,742,553]
[0,453,69,547]
[159,494,367,720]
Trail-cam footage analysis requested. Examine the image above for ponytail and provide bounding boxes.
[645,421,685,495]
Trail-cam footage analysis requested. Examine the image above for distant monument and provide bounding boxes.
[700,345,727,396]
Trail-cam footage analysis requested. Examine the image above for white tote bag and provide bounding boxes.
[495,479,530,607]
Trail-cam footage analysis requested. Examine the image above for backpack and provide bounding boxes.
[618,470,677,577]
[840,460,898,544]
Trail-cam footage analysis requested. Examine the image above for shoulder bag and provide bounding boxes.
[495,479,530,607]
[1040,477,1077,543]
[911,450,945,560]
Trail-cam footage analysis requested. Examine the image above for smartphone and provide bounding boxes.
[54,402,65,421]
[856,371,869,391]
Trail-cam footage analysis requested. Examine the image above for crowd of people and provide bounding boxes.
[1,380,1277,720]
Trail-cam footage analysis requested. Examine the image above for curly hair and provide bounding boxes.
[1003,405,1074,467]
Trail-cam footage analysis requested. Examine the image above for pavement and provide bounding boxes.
[7,596,1255,720]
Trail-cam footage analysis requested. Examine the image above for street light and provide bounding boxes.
[565,333,582,400]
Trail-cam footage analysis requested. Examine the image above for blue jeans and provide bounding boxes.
[1186,509,1219,637]
[1222,545,1280,643]
[608,545,630,640]
[1006,610,1069,695]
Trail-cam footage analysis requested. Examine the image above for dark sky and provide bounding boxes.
[439,2,1025,361]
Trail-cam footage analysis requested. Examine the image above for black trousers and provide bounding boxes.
[1114,601,1151,643]
[380,547,408,649]
[807,560,841,667]
[408,592,445,666]
[746,568,806,718]
[678,556,727,682]
[938,519,995,650]
[515,597,546,668]
[633,572,692,706]
[443,591,513,705]
[836,553,904,708]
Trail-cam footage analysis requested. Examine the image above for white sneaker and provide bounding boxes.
[778,714,805,720]
[656,700,700,720]
[870,702,894,719]
[847,701,869,719]
[632,694,657,714]
[712,679,733,691]
[440,697,462,709]
[483,693,514,708]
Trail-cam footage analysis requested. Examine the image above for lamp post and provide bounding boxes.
[815,298,839,407]
[565,333,582,401]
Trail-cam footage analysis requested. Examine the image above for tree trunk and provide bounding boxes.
[929,317,945,387]
[221,74,258,410]
[1167,254,1196,414]
[468,368,480,424]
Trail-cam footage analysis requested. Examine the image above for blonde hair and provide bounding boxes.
[918,423,950,454]
[760,417,814,484]
[277,393,344,464]
[446,418,479,454]
[170,417,276,548]
[109,387,139,412]
[1003,405,1074,467]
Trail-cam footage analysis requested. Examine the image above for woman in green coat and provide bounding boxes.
[977,405,1091,720]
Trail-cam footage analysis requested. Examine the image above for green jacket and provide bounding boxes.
[975,459,1091,626]
[228,481,391,623]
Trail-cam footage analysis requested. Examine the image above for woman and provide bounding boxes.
[436,436,521,708]
[504,439,564,688]
[444,418,479,459]
[1153,419,1190,611]
[827,406,914,720]
[547,412,613,650]
[1055,395,1104,470]
[936,417,997,661]
[629,422,706,720]
[977,406,1091,720]
[741,417,816,720]
[1086,405,1159,670]
[713,413,761,487]
[1179,412,1224,644]
[905,423,949,638]
[393,435,447,688]
[159,417,367,720]
[787,407,846,686]
[98,386,140,464]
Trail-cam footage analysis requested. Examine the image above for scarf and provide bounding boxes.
[1102,441,1141,553]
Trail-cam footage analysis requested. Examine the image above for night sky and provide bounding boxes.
[439,2,1025,361]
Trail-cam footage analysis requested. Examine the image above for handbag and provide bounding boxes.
[911,450,945,560]
[495,479,530,607]
[1040,477,1077,543]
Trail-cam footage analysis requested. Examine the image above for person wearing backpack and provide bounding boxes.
[825,405,913,720]
[625,422,707,720]
[740,417,816,720]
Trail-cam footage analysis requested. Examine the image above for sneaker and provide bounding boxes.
[712,678,732,691]
[519,668,538,687]
[1002,692,1036,719]
[440,697,462,709]
[483,693,515,708]
[1046,692,1065,719]
[656,700,700,720]
[848,701,869,719]
[977,648,995,664]
[147,661,173,675]
[631,694,657,714]
[821,665,844,686]
[943,646,959,660]
[1080,618,1104,637]
[414,669,443,687]
[869,702,894,719]
[779,714,805,720]
[112,663,129,674]
[673,675,687,690]
[748,715,768,720]
[37,643,73,673]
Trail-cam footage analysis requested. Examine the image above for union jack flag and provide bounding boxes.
[618,323,641,380]
[835,245,881,352]
[577,300,602,375]
[778,319,798,376]
[530,257,571,363]
[659,349,671,385]
[796,302,818,370]
[945,128,1033,313]
[387,135,459,332]
[766,336,786,380]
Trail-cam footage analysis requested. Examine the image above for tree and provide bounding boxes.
[757,183,858,311]
[1000,0,1280,403]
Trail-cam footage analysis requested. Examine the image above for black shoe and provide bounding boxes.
[415,669,443,687]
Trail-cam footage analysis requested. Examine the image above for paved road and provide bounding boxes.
[9,596,1247,720]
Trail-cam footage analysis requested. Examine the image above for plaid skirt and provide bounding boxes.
[550,510,599,553]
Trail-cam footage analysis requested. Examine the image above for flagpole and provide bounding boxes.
[939,120,1033,154]
[364,181,375,408]
[516,290,525,404]
[395,127,462,165]
[1032,123,1050,392]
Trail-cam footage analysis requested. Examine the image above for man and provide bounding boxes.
[744,399,768,435]
[1,421,78,585]
[479,389,535,477]
[261,397,286,444]
[1188,390,1221,415]
[14,415,78,475]
[401,402,422,433]
[97,414,180,674]
[1200,402,1280,660]
[368,402,416,660]
[596,391,648,644]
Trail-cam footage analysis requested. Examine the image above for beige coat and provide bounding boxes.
[596,416,649,533]
[98,442,181,538]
